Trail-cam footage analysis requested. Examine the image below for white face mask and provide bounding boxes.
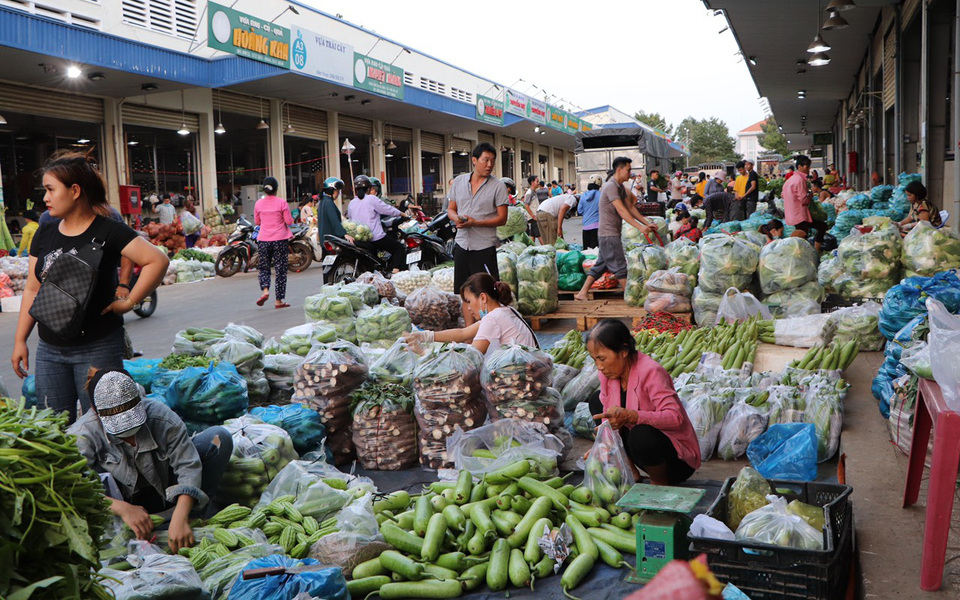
[115,425,142,438]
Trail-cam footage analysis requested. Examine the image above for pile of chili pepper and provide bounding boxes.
[634,311,695,335]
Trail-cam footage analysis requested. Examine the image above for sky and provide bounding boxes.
[305,0,768,137]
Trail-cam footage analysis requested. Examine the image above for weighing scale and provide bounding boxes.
[616,483,705,583]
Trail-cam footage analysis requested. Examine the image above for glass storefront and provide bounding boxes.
[211,112,269,206]
[0,112,102,215]
[520,150,532,180]
[452,150,470,177]
[284,136,327,203]
[384,140,412,197]
[421,151,441,195]
[339,133,371,197]
[503,150,515,182]
[125,125,198,207]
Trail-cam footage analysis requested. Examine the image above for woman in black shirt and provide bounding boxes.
[11,151,169,423]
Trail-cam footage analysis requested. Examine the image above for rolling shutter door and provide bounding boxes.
[478,130,494,145]
[0,82,103,122]
[338,114,373,136]
[218,91,264,116]
[122,104,199,132]
[452,138,471,153]
[872,32,883,75]
[286,105,327,140]
[902,0,921,29]
[553,148,564,164]
[502,135,516,151]
[520,140,533,152]
[386,124,412,142]
[421,131,444,154]
[883,29,896,110]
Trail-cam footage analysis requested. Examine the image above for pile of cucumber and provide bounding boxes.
[347,458,639,599]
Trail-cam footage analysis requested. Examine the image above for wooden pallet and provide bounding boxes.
[528,300,607,331]
[557,285,625,301]
[585,299,693,329]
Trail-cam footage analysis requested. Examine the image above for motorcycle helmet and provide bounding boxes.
[354,174,372,199]
[589,174,603,187]
[322,176,344,194]
[500,177,516,196]
[368,176,383,197]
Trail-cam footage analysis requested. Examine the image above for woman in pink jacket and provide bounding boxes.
[254,177,293,308]
[587,319,701,485]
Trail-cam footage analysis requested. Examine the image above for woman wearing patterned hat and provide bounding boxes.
[68,368,233,553]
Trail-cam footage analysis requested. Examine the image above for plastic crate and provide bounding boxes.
[689,478,853,600]
[636,202,665,217]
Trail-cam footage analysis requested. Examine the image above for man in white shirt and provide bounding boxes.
[669,171,684,205]
[536,193,577,245]
[157,194,176,225]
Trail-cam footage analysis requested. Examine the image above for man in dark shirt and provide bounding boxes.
[743,159,760,215]
[647,169,666,203]
[702,188,736,230]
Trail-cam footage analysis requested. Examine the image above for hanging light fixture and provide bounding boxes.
[808,0,832,54]
[0,113,7,125]
[385,123,396,150]
[809,52,832,66]
[822,10,849,30]
[284,101,295,133]
[214,89,226,134]
[447,147,456,154]
[826,0,856,11]
[256,97,269,130]
[177,89,190,135]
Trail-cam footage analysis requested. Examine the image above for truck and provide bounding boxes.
[574,126,682,198]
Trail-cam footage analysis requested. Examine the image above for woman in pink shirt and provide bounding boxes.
[587,319,701,485]
[253,177,293,308]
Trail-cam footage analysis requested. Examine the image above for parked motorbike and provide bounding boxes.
[287,224,322,273]
[424,212,457,257]
[404,219,454,271]
[215,218,318,277]
[321,215,411,284]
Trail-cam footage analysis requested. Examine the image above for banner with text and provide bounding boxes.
[527,98,547,125]
[547,105,567,131]
[353,53,404,99]
[476,95,504,126]
[207,1,290,68]
[290,27,353,85]
[505,91,528,118]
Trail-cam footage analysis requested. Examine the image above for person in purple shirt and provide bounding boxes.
[346,174,406,271]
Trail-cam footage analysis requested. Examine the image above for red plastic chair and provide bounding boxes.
[902,378,960,591]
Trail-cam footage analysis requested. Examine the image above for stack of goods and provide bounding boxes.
[249,403,328,456]
[901,221,960,277]
[413,344,486,469]
[291,341,369,464]
[215,416,299,507]
[273,322,338,357]
[172,326,225,355]
[557,249,587,291]
[834,224,902,299]
[304,294,357,342]
[431,267,455,293]
[0,256,28,294]
[624,244,668,307]
[351,380,418,470]
[263,353,301,403]
[758,238,822,318]
[693,236,760,325]
[664,237,701,278]
[406,286,459,331]
[163,362,249,433]
[481,345,562,430]
[497,205,529,239]
[0,402,112,600]
[643,268,695,314]
[356,303,412,348]
[343,220,373,242]
[356,271,398,301]
[163,258,211,284]
[518,245,559,315]
[391,270,433,296]
[497,249,519,299]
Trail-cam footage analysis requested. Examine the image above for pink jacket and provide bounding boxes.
[599,354,702,470]
[254,195,293,242]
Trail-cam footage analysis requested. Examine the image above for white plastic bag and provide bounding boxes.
[102,553,209,600]
[715,287,771,325]
[767,314,830,348]
[578,421,637,504]
[717,401,769,461]
[310,492,388,575]
[927,297,960,412]
[690,514,735,541]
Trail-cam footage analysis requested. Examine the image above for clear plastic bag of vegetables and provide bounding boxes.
[817,253,843,293]
[726,466,773,531]
[165,363,248,425]
[560,356,600,411]
[625,244,669,306]
[498,205,529,239]
[698,236,760,294]
[578,421,637,505]
[255,460,357,521]
[644,291,692,314]
[902,221,960,277]
[682,387,735,461]
[101,553,209,600]
[834,272,899,300]
[692,286,723,327]
[552,363,580,392]
[717,399,769,461]
[352,381,418,471]
[342,281,379,307]
[343,219,372,241]
[715,288,771,324]
[406,285,457,331]
[279,322,338,356]
[481,344,554,407]
[172,327,225,355]
[355,302,412,348]
[413,343,487,469]
[765,282,824,319]
[224,322,264,348]
[369,338,419,386]
[497,249,519,300]
[249,404,327,455]
[735,495,823,550]
[199,542,284,600]
[824,301,885,351]
[665,237,700,277]
[447,418,563,476]
[572,402,597,440]
[215,416,299,507]
[838,224,902,281]
[302,294,357,342]
[758,237,819,295]
[766,385,807,425]
[263,353,301,395]
[518,245,560,315]
[645,268,695,296]
[804,382,843,462]
[205,338,264,376]
[356,271,397,300]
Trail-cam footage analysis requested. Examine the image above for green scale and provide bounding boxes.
[616,483,705,582]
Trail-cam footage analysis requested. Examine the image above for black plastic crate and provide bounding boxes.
[689,478,853,600]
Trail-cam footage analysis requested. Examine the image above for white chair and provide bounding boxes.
[938,210,950,228]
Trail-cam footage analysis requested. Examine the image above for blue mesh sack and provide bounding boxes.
[249,404,327,455]
[151,367,181,398]
[845,194,871,211]
[166,363,248,425]
[21,375,36,407]
[879,272,960,339]
[123,358,163,392]
[870,185,894,204]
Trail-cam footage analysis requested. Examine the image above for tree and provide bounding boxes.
[757,117,790,158]
[675,116,739,165]
[634,110,674,137]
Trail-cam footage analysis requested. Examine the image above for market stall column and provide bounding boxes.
[268,99,287,200]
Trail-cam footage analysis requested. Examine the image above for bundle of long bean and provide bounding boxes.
[0,401,112,599]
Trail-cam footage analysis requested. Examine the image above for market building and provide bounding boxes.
[706,0,959,216]
[0,0,594,217]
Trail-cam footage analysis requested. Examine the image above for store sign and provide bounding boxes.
[581,121,593,132]
[476,95,504,126]
[353,53,404,99]
[506,91,528,117]
[527,98,547,125]
[290,27,353,85]
[566,114,581,132]
[207,2,290,68]
[547,105,566,130]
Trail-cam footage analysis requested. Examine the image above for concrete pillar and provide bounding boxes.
[372,119,385,190]
[443,134,454,191]
[412,128,423,195]
[545,145,555,183]
[326,111,341,211]
[192,89,216,212]
[268,99,286,199]
[493,131,503,179]
[102,98,123,211]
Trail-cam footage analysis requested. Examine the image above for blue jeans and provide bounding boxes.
[36,328,125,424]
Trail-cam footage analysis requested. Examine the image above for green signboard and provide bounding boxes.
[353,53,404,100]
[207,1,290,68]
[475,94,504,126]
[546,105,567,131]
[812,132,834,146]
